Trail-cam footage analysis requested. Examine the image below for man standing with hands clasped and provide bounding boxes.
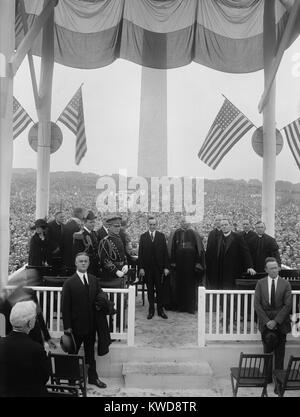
[138,216,170,320]
[62,252,106,389]
[254,257,292,384]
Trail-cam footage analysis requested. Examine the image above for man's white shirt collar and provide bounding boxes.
[77,271,88,285]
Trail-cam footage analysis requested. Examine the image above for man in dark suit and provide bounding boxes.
[72,210,99,276]
[239,219,257,247]
[47,211,65,268]
[96,215,108,242]
[62,207,85,269]
[0,300,50,397]
[138,216,170,319]
[254,257,292,384]
[62,252,106,388]
[250,221,281,273]
[206,215,223,289]
[211,218,256,289]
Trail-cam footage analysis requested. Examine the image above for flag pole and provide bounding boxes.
[221,94,258,128]
[262,0,276,237]
[0,0,14,288]
[36,1,54,219]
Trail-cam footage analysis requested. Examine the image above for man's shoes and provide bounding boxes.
[147,311,154,320]
[158,310,168,319]
[88,378,107,389]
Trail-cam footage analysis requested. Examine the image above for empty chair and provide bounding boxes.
[230,352,273,397]
[49,352,87,397]
[273,356,300,397]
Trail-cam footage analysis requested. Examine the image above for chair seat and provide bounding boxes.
[231,367,266,386]
[273,370,300,389]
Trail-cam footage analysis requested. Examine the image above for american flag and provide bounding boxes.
[57,86,87,165]
[13,97,33,140]
[282,118,300,170]
[198,98,254,170]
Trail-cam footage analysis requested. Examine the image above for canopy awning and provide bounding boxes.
[17,0,299,72]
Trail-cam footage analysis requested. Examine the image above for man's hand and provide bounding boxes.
[266,320,277,330]
[116,270,124,278]
[122,265,128,274]
[247,268,256,276]
[139,268,145,278]
[64,328,72,335]
[163,268,169,276]
[47,338,57,350]
[170,263,176,268]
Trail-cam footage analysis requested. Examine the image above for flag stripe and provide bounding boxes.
[202,113,246,163]
[198,98,254,170]
[57,86,87,165]
[211,122,253,169]
[207,118,253,166]
[13,97,33,140]
[284,120,300,170]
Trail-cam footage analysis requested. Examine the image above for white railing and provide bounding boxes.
[4,285,136,346]
[198,287,300,347]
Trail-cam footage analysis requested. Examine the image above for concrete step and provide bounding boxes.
[122,361,213,389]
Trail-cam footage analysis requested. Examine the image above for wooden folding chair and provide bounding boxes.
[49,352,87,397]
[230,352,273,397]
[273,356,300,397]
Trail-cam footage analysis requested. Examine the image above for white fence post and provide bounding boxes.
[198,286,206,347]
[127,285,135,346]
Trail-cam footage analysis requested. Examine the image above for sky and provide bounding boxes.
[12,35,300,183]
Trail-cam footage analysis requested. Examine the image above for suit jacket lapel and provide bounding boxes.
[225,233,234,254]
[262,278,269,305]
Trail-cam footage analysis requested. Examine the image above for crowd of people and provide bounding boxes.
[8,172,300,274]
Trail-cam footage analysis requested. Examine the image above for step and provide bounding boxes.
[122,361,214,390]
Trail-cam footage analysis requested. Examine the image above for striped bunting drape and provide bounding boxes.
[14,0,299,72]
[198,98,254,169]
[282,118,300,170]
[57,86,87,165]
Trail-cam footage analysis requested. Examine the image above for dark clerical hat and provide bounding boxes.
[30,218,48,230]
[85,210,96,221]
[105,214,122,224]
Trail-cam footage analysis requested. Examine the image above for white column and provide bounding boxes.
[262,0,276,237]
[0,1,15,287]
[36,2,54,219]
[138,68,168,177]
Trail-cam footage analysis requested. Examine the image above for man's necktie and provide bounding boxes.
[83,274,89,297]
[271,279,276,308]
[151,232,154,242]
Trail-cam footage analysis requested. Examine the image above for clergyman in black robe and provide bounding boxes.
[168,219,206,314]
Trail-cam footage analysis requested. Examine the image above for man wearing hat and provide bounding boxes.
[62,207,85,269]
[28,219,52,267]
[254,257,292,384]
[73,210,99,276]
[98,215,128,287]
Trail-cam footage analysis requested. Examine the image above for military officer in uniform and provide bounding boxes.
[98,215,128,288]
[73,211,99,276]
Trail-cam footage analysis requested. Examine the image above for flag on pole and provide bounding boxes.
[198,98,254,170]
[57,86,87,165]
[13,97,33,140]
[282,118,300,170]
